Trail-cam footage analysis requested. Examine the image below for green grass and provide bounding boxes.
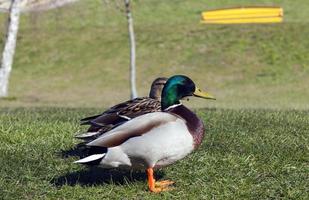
[0,0,308,109]
[0,107,308,199]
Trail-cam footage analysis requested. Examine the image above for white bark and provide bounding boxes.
[0,0,24,97]
[124,0,137,99]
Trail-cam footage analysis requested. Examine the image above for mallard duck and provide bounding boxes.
[75,77,167,140]
[74,75,215,192]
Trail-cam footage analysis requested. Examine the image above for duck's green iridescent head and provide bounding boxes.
[161,75,215,110]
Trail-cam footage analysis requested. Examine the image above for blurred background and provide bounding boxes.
[0,0,308,109]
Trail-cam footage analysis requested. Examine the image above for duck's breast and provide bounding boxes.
[120,117,194,169]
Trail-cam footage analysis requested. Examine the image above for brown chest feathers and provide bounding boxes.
[167,104,205,149]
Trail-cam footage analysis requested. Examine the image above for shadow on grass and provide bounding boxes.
[59,144,88,159]
[54,145,164,187]
[52,167,164,187]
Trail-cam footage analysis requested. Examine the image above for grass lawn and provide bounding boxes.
[0,107,308,199]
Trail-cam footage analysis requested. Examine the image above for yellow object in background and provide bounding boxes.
[201,6,283,24]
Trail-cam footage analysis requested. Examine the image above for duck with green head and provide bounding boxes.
[75,75,215,192]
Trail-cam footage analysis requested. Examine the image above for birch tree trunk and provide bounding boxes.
[124,0,137,99]
[0,0,23,97]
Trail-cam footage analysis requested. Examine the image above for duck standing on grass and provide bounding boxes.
[74,75,215,192]
[75,77,167,141]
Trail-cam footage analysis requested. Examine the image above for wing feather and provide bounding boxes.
[87,112,178,148]
[80,97,161,134]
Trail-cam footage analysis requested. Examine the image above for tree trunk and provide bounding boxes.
[0,0,23,97]
[124,0,137,99]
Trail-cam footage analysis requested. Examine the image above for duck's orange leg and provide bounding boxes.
[146,168,175,193]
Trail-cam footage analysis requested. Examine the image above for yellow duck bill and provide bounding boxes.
[193,87,216,100]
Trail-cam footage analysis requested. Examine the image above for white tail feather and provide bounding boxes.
[74,132,99,139]
[74,154,105,164]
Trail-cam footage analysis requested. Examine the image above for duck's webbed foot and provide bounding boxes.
[146,168,175,193]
